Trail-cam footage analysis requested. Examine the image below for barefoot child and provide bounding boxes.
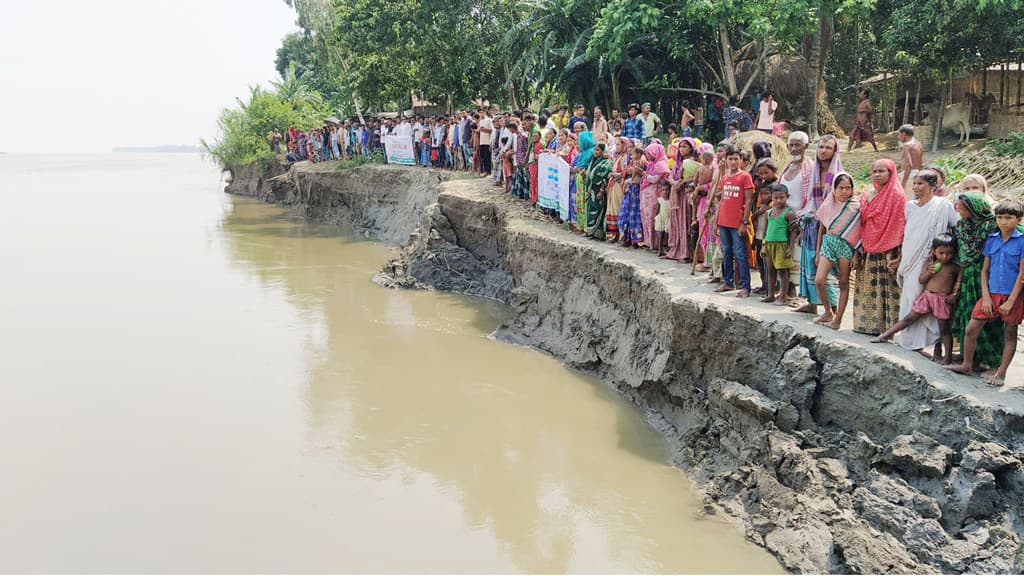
[761,184,799,304]
[618,146,646,247]
[947,199,1024,386]
[813,172,862,330]
[873,234,961,365]
[753,181,774,294]
[656,181,671,257]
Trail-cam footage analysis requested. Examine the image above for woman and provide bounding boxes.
[952,180,1005,371]
[853,159,907,335]
[894,169,959,351]
[666,137,700,261]
[543,128,558,151]
[641,140,671,251]
[605,137,631,242]
[584,143,613,240]
[801,135,843,319]
[572,132,595,233]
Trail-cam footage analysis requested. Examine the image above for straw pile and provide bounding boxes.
[728,131,791,166]
[949,150,1024,198]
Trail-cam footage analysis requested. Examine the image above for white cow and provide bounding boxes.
[938,102,972,146]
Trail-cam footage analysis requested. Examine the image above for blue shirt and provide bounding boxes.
[622,117,645,140]
[983,229,1024,295]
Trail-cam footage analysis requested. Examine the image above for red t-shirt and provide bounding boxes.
[718,171,754,229]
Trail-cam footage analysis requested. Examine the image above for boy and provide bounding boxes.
[947,200,1024,386]
[760,184,799,305]
[713,146,755,298]
[873,234,961,365]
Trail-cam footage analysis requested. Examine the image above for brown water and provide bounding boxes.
[0,154,781,573]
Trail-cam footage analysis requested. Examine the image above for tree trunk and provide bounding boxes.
[719,23,738,96]
[805,9,822,139]
[611,69,622,112]
[814,11,843,136]
[914,79,921,124]
[932,82,946,152]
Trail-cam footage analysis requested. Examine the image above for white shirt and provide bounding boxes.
[757,100,778,130]
[479,117,494,146]
[395,121,413,138]
[781,163,805,214]
[413,122,423,141]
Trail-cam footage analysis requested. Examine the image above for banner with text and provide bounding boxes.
[538,153,570,220]
[384,135,415,166]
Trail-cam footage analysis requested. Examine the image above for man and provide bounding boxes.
[640,102,661,144]
[622,103,645,141]
[898,124,923,195]
[848,89,879,152]
[679,102,695,137]
[723,97,746,135]
[413,115,424,162]
[568,104,588,132]
[553,105,570,130]
[756,93,777,134]
[592,106,608,143]
[432,118,447,168]
[478,109,494,177]
[781,131,814,305]
[462,112,477,172]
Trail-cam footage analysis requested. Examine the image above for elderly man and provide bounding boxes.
[780,131,814,308]
[640,102,661,145]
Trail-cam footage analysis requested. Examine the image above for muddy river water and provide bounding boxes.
[0,154,781,572]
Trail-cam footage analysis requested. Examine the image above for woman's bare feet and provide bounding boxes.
[825,318,842,330]
[985,373,1006,387]
[944,363,973,376]
[772,297,788,306]
[813,312,834,324]
[794,303,818,314]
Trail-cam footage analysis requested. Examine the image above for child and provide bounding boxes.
[873,234,961,364]
[693,151,715,273]
[619,146,646,247]
[655,181,671,257]
[947,200,1024,385]
[814,172,862,330]
[761,184,799,304]
[753,182,774,293]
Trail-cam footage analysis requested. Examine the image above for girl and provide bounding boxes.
[618,145,646,247]
[753,181,774,294]
[814,172,862,330]
[853,159,907,335]
[655,181,672,256]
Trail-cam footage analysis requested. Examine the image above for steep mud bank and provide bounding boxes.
[229,161,1024,573]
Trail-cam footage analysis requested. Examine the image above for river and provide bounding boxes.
[0,153,781,573]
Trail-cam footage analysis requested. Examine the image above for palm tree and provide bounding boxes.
[271,61,325,111]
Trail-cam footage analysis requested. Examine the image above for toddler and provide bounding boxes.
[655,180,671,257]
[874,234,961,365]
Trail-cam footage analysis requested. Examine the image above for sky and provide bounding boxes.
[0,0,298,153]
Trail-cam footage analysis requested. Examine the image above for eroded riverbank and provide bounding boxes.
[228,159,1024,574]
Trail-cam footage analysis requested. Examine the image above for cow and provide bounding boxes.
[928,101,973,146]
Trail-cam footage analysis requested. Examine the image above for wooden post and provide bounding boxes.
[881,71,889,131]
[932,82,946,153]
[1017,62,1022,107]
[982,67,988,96]
[914,79,922,124]
[1000,63,1007,107]
[903,88,911,126]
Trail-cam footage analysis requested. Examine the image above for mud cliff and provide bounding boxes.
[229,161,1024,574]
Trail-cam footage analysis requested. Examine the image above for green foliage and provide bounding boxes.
[932,157,967,183]
[202,85,330,169]
[987,132,1024,158]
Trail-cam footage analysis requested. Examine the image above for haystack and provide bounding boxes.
[727,131,791,166]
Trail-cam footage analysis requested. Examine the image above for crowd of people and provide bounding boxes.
[273,98,1023,389]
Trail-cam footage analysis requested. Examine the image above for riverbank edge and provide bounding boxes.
[225,160,1024,574]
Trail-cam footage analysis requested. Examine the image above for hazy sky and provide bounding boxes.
[0,0,297,153]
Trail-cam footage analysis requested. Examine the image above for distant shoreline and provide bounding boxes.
[112,145,203,154]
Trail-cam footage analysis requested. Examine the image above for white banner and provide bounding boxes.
[384,135,415,166]
[538,153,570,219]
